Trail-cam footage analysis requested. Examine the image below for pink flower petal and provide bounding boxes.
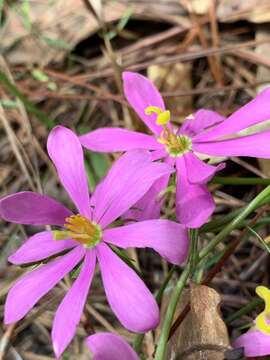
[103,219,189,265]
[93,150,174,228]
[123,172,170,221]
[97,243,159,332]
[184,152,225,184]
[180,109,225,138]
[86,333,139,360]
[4,246,85,324]
[8,231,76,265]
[151,149,167,161]
[195,87,270,141]
[47,126,91,218]
[123,71,165,135]
[80,128,162,152]
[52,250,96,358]
[0,191,72,226]
[233,329,270,357]
[193,130,270,158]
[176,157,215,228]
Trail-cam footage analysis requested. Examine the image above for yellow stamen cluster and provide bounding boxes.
[255,286,270,334]
[145,105,192,157]
[53,214,102,248]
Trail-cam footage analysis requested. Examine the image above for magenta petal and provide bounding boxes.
[47,126,91,218]
[8,231,76,265]
[233,329,270,357]
[176,157,215,228]
[80,128,162,152]
[123,71,165,135]
[123,171,170,221]
[4,246,85,324]
[104,220,189,265]
[184,152,225,184]
[97,243,159,332]
[180,109,225,138]
[93,150,174,228]
[195,87,270,141]
[193,130,270,159]
[0,191,71,226]
[151,149,167,161]
[52,250,96,358]
[86,333,139,360]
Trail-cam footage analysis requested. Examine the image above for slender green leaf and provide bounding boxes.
[0,71,54,128]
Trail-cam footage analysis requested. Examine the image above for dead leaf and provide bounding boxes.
[217,0,270,23]
[1,0,127,66]
[189,0,212,15]
[159,283,230,360]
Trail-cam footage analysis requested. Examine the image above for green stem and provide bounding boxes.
[225,298,263,324]
[133,266,176,354]
[202,194,270,233]
[211,176,270,186]
[154,230,198,360]
[199,185,270,261]
[154,264,191,360]
[190,229,199,276]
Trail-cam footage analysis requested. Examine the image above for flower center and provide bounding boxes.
[255,286,270,334]
[145,106,192,157]
[53,214,102,248]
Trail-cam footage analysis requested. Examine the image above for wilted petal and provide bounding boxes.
[233,329,270,357]
[8,231,76,265]
[52,250,96,358]
[123,71,165,135]
[0,191,71,226]
[193,130,270,159]
[80,128,162,152]
[86,333,139,360]
[93,150,174,228]
[47,126,91,218]
[97,243,159,332]
[184,152,225,184]
[4,246,85,324]
[104,220,189,265]
[180,109,225,138]
[195,87,270,141]
[176,157,215,228]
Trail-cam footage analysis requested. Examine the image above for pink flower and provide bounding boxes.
[0,126,188,358]
[233,286,270,357]
[86,332,139,360]
[80,72,270,228]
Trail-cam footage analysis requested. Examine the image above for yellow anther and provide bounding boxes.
[255,286,270,334]
[145,106,171,126]
[156,110,171,125]
[53,214,102,248]
[52,230,70,240]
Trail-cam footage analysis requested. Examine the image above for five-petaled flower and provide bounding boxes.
[0,126,189,358]
[233,286,270,358]
[80,72,270,228]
